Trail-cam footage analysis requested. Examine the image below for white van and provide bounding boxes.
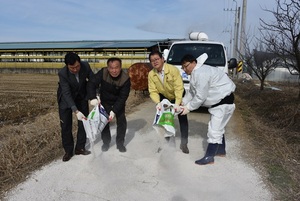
[163,32,236,90]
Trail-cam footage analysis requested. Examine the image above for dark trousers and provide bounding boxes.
[58,99,89,154]
[102,104,127,146]
[159,94,189,144]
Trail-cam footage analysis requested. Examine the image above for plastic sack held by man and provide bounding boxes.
[82,103,109,149]
[153,99,177,137]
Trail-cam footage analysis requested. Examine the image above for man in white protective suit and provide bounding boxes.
[180,54,236,165]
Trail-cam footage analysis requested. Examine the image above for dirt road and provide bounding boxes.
[4,100,273,201]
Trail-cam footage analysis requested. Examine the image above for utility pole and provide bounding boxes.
[233,6,240,59]
[224,0,240,59]
[239,0,247,60]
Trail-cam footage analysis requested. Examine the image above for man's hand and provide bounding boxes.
[109,111,115,122]
[76,111,86,121]
[173,104,181,113]
[90,96,101,106]
[156,103,162,111]
[180,106,190,115]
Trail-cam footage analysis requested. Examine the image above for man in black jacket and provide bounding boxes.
[88,57,131,152]
[57,52,94,162]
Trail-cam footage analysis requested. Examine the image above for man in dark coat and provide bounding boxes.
[88,57,131,152]
[57,52,94,162]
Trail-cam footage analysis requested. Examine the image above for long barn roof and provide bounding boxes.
[0,39,177,50]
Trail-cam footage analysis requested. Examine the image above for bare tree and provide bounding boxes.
[254,49,281,90]
[260,0,300,98]
[240,36,280,90]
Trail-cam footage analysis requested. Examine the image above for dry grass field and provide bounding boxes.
[234,80,300,201]
[0,73,299,200]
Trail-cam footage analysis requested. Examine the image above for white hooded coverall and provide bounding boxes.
[182,64,236,144]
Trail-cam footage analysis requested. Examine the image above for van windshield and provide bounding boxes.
[166,43,226,66]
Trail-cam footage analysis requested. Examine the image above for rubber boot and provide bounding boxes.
[195,143,218,165]
[216,135,226,157]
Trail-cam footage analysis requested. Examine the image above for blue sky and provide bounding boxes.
[1,0,276,45]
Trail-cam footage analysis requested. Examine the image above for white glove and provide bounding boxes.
[180,106,190,115]
[90,96,101,106]
[76,111,86,121]
[109,111,115,122]
[156,103,162,111]
[173,104,181,113]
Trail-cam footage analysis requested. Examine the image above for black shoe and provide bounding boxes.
[101,144,109,152]
[180,144,189,154]
[195,156,214,165]
[62,153,73,162]
[75,148,91,155]
[117,145,127,152]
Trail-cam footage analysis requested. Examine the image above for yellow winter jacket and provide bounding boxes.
[148,63,184,105]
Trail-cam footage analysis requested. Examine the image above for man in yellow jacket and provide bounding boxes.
[148,50,189,154]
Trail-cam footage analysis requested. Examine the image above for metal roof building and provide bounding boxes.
[0,40,167,50]
[0,39,180,70]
